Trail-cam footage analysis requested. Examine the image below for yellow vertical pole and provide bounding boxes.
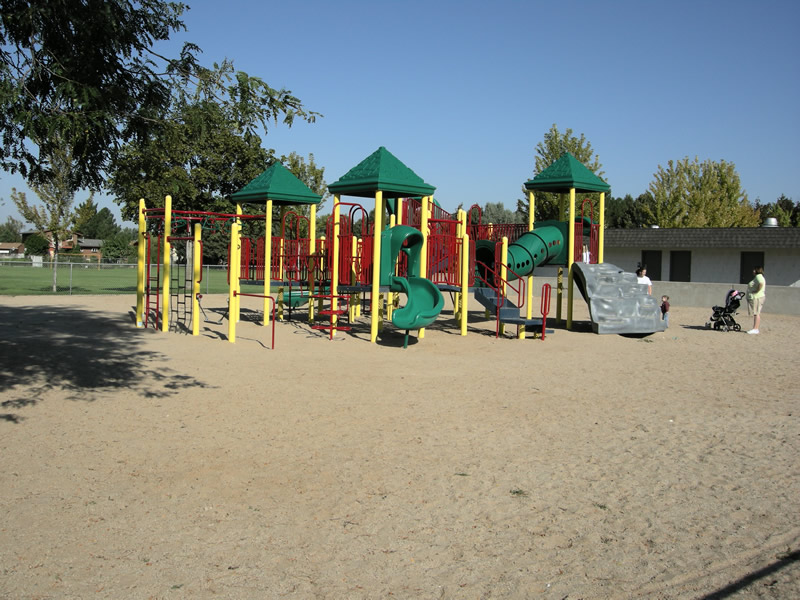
[523,190,535,338]
[228,220,239,343]
[500,236,508,337]
[370,191,385,343]
[192,223,201,336]
[598,192,605,264]
[136,198,146,328]
[331,197,341,336]
[161,195,172,333]
[454,209,466,322]
[308,203,317,323]
[418,195,430,339]
[567,188,576,330]
[264,198,273,326]
[460,232,469,336]
[235,204,242,324]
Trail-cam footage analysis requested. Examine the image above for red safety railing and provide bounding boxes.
[574,199,600,264]
[539,283,552,341]
[232,291,276,349]
[475,260,526,339]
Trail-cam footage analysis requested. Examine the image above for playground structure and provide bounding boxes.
[135,148,665,345]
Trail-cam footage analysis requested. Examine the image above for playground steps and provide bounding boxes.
[473,287,519,320]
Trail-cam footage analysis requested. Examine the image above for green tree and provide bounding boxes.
[605,194,650,228]
[83,207,120,240]
[102,228,138,262]
[644,157,759,228]
[481,201,524,224]
[755,194,798,227]
[72,196,99,234]
[0,0,201,190]
[0,215,23,242]
[24,232,49,256]
[10,142,86,291]
[518,124,605,222]
[108,61,319,224]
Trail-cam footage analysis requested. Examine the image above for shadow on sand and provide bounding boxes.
[0,303,211,423]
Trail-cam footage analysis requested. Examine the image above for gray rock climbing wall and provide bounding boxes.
[572,262,666,335]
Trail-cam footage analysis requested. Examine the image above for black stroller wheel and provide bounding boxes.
[713,321,721,330]
[733,323,741,332]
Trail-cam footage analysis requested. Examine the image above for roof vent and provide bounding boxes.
[763,217,779,228]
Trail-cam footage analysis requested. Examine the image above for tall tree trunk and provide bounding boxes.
[52,247,58,293]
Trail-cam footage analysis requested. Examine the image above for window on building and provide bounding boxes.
[740,251,764,284]
[670,251,692,281]
[640,250,662,280]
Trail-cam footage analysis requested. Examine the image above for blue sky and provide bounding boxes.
[1,0,798,225]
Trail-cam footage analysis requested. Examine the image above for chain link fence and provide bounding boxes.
[0,259,233,296]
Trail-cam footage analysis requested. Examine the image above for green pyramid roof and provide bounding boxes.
[231,162,322,205]
[328,146,436,199]
[524,152,610,193]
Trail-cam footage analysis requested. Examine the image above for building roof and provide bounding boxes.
[524,152,610,193]
[604,227,800,249]
[231,162,322,206]
[79,239,104,248]
[0,242,24,250]
[328,146,436,199]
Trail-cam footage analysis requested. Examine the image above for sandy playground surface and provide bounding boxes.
[1,292,798,599]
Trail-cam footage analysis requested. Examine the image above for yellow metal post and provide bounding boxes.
[235,204,242,324]
[418,195,430,339]
[161,195,172,333]
[331,197,341,337]
[228,220,239,343]
[461,232,469,336]
[521,191,535,339]
[567,188,576,329]
[500,236,508,337]
[308,203,316,323]
[136,198,146,328]
[192,223,202,336]
[264,198,273,326]
[370,191,385,343]
[598,192,605,264]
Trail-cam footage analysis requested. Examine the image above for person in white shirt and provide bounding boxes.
[636,267,652,295]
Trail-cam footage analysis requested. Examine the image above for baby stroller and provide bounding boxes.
[708,290,745,332]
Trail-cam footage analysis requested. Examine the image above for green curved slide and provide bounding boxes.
[380,225,444,330]
[475,220,568,282]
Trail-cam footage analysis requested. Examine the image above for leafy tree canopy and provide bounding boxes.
[102,227,138,262]
[518,124,606,222]
[24,232,49,256]
[83,207,121,240]
[108,60,320,225]
[0,215,23,242]
[72,196,99,234]
[754,194,799,227]
[605,194,650,229]
[643,157,759,228]
[1,1,318,195]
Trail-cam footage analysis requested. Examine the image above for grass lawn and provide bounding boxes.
[0,263,237,296]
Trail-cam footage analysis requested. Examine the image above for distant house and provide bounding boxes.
[0,242,24,258]
[20,231,104,260]
[603,226,800,286]
[77,238,104,259]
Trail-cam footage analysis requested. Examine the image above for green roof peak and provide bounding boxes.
[231,162,322,205]
[328,146,436,199]
[524,152,610,193]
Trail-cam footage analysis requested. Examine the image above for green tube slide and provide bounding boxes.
[476,220,568,282]
[380,225,445,330]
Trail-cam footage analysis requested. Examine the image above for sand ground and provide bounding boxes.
[1,293,798,599]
